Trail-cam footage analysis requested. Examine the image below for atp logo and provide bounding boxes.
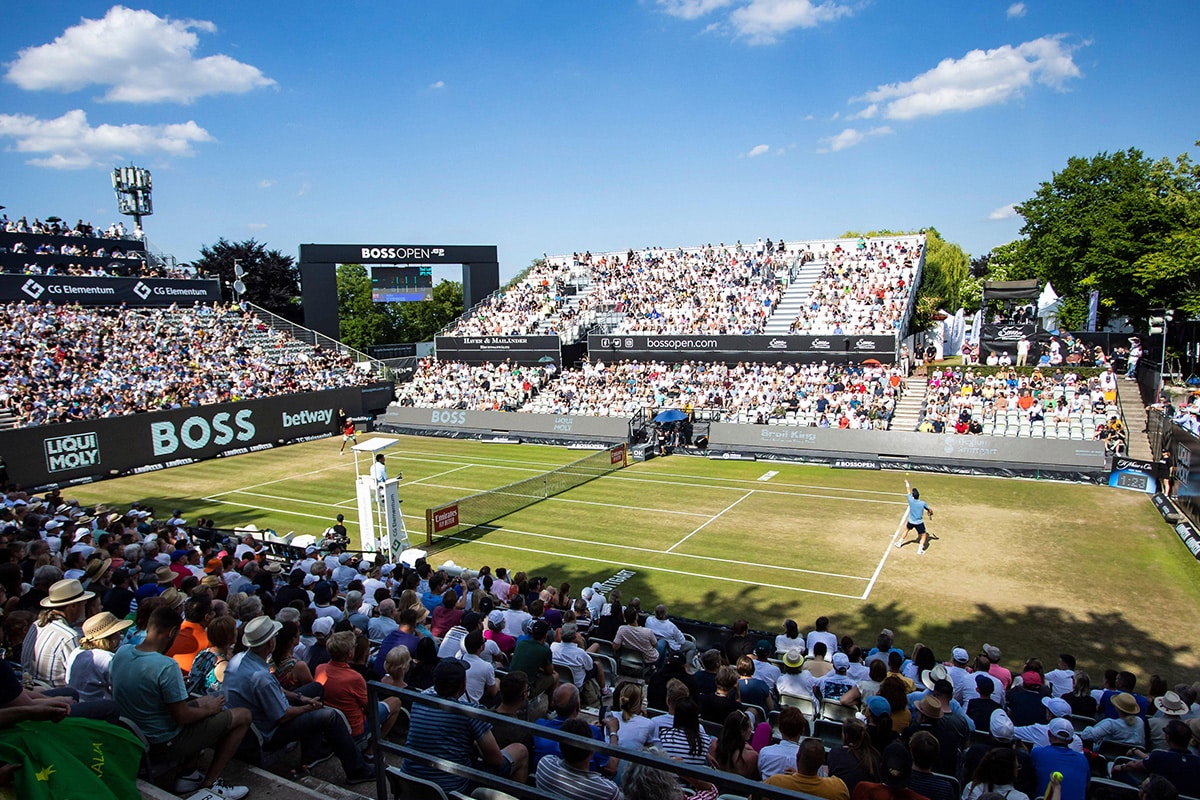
[133,281,152,300]
[22,278,45,299]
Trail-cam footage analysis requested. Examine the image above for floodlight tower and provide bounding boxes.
[111,165,153,232]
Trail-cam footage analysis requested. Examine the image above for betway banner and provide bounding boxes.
[435,335,561,366]
[0,274,221,307]
[0,388,364,490]
[587,334,896,363]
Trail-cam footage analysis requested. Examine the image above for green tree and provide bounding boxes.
[919,227,979,313]
[1014,145,1196,327]
[396,280,463,342]
[336,263,398,351]
[191,238,300,320]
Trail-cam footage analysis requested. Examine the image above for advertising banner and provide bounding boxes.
[1108,457,1159,494]
[979,323,1052,356]
[379,407,631,441]
[707,423,1107,469]
[0,387,364,489]
[587,334,896,363]
[434,335,561,366]
[0,274,221,307]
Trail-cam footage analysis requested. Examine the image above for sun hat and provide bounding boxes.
[921,664,949,691]
[155,566,175,585]
[80,611,133,643]
[783,648,804,668]
[264,562,282,575]
[41,579,96,608]
[1112,692,1141,716]
[1154,691,1188,716]
[244,616,283,648]
[915,695,944,720]
[158,587,184,610]
[200,574,221,588]
[81,557,112,583]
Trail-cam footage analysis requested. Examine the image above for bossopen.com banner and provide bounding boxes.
[586,334,896,363]
[0,274,222,306]
[0,388,365,489]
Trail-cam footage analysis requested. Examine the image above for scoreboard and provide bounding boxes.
[371,266,433,302]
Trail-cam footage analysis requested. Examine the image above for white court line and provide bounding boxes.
[416,482,710,518]
[860,509,910,601]
[666,491,754,553]
[205,461,354,498]
[641,467,907,497]
[438,534,865,600]
[453,520,869,581]
[223,490,337,509]
[610,474,906,506]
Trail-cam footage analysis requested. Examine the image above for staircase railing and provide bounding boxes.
[244,302,392,380]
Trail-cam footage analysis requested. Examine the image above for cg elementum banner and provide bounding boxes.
[0,274,222,306]
[0,388,365,490]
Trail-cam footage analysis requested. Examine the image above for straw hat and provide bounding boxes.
[243,616,283,648]
[82,557,112,584]
[200,575,222,588]
[80,611,133,644]
[155,565,176,586]
[40,579,96,608]
[158,587,184,611]
[782,648,804,668]
[1112,692,1141,717]
[915,695,944,720]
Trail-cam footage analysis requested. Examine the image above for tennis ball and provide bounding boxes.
[1052,772,1063,781]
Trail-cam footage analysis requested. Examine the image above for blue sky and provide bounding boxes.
[2,2,1197,280]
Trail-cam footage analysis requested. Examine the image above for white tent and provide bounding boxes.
[1037,282,1063,330]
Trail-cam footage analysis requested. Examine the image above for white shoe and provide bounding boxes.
[894,540,903,549]
[918,547,926,555]
[210,778,250,800]
[173,770,204,793]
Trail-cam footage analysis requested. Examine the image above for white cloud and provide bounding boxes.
[746,143,770,158]
[246,222,268,231]
[1007,3,1027,19]
[0,109,212,169]
[729,0,851,44]
[817,125,891,153]
[5,6,275,104]
[297,181,311,197]
[430,80,445,89]
[989,203,1019,220]
[257,179,275,189]
[849,103,878,120]
[853,35,1082,120]
[656,0,735,20]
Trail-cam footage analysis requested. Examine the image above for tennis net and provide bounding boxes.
[425,443,627,544]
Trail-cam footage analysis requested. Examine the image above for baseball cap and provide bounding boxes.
[531,620,550,638]
[305,546,318,555]
[952,647,969,663]
[865,695,892,717]
[487,610,505,626]
[755,638,773,655]
[1047,718,1074,741]
[1019,670,1043,687]
[990,709,1015,741]
[832,652,850,670]
[975,673,995,694]
[982,643,1001,661]
[311,617,335,637]
[1042,697,1071,718]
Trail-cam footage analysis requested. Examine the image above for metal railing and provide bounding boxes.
[366,682,823,800]
[244,301,392,379]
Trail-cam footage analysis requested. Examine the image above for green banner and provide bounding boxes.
[0,718,142,800]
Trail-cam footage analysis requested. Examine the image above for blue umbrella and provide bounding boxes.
[654,409,688,423]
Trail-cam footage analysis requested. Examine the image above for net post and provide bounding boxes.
[425,507,434,546]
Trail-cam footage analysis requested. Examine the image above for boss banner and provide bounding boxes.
[434,335,561,366]
[586,334,895,363]
[0,274,222,306]
[0,388,365,490]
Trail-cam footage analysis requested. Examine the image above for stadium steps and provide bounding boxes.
[762,261,826,334]
[0,410,18,429]
[890,377,928,431]
[138,756,376,799]
[1116,382,1154,460]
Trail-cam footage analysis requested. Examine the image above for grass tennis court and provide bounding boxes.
[65,434,1200,679]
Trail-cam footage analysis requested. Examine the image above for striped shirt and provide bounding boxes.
[401,691,491,793]
[21,617,79,687]
[535,755,623,800]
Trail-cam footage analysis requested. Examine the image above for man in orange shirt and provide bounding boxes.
[316,631,403,748]
[167,595,212,674]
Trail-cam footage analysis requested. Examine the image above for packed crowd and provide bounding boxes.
[917,365,1124,441]
[445,259,586,337]
[0,302,379,427]
[788,236,923,336]
[571,243,794,336]
[2,214,144,241]
[393,358,553,412]
[521,359,905,429]
[2,487,1196,800]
